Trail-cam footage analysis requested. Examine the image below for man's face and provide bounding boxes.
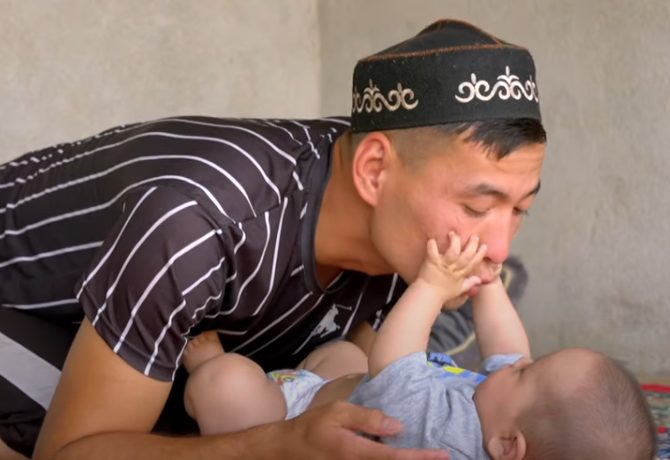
[369,132,545,294]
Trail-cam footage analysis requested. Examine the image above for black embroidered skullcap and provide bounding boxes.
[350,19,541,133]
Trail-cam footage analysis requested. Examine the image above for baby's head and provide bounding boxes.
[474,348,656,460]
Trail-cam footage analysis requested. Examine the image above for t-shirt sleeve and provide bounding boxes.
[76,185,233,381]
[350,352,485,454]
[480,353,526,374]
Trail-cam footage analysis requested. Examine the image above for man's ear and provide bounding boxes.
[486,430,527,460]
[351,132,394,206]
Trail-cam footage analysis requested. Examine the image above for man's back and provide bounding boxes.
[1,116,399,376]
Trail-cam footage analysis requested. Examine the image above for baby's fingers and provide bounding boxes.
[463,242,488,274]
[462,275,482,292]
[425,238,440,262]
[457,235,481,264]
[445,231,462,261]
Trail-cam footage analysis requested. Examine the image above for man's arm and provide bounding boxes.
[470,277,531,359]
[35,320,449,460]
[33,319,170,460]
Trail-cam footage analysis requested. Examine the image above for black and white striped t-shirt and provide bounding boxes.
[0,116,404,381]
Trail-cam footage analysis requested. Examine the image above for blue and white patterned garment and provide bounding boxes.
[349,351,523,459]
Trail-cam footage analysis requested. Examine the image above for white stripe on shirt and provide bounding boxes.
[113,228,223,353]
[0,241,103,269]
[89,201,198,325]
[252,197,289,316]
[219,213,272,315]
[77,187,157,297]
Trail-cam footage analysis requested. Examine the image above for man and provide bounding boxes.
[0,19,546,459]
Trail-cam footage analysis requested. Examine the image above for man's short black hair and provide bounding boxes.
[436,117,547,159]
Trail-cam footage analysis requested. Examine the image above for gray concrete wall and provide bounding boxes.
[1,0,320,160]
[319,0,670,376]
[2,1,668,376]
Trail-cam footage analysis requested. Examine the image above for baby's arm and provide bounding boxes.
[368,234,486,377]
[471,275,531,359]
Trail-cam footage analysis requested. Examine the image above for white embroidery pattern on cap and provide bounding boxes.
[352,79,419,114]
[455,66,539,103]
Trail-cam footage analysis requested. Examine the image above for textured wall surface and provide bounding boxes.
[320,0,670,376]
[2,1,668,376]
[1,0,320,160]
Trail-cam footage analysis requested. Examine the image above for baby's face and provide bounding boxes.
[474,356,537,435]
[474,349,593,440]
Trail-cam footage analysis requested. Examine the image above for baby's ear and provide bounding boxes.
[486,430,526,460]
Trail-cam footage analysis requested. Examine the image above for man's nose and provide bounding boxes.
[481,223,513,264]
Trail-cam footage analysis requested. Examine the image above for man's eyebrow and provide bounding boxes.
[463,181,541,199]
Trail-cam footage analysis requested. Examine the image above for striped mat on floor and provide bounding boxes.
[643,384,670,459]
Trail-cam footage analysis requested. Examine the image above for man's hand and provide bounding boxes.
[33,320,449,460]
[278,401,450,460]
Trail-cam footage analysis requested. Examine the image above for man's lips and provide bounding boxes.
[467,277,494,297]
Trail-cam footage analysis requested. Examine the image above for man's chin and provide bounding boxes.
[467,285,481,297]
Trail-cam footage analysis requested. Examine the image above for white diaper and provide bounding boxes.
[267,369,327,419]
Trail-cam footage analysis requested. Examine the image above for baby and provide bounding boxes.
[183,234,657,459]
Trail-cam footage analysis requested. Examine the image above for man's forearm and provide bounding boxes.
[471,278,531,358]
[50,402,448,460]
[53,425,279,460]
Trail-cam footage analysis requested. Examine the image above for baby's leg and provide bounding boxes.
[182,330,225,373]
[184,345,285,434]
[298,340,368,379]
[297,340,368,410]
[308,373,364,410]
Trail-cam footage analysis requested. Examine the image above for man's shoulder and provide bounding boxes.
[118,116,350,215]
[137,115,351,147]
[131,115,350,181]
[95,115,350,152]
[256,116,351,135]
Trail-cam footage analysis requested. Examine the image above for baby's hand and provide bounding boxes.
[417,232,486,303]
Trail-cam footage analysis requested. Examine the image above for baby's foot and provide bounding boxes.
[183,330,224,373]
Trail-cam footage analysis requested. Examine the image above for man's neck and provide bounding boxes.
[314,136,389,278]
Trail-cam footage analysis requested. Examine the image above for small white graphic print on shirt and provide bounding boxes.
[313,304,352,338]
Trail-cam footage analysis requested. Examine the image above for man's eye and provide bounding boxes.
[513,207,530,217]
[463,206,487,217]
